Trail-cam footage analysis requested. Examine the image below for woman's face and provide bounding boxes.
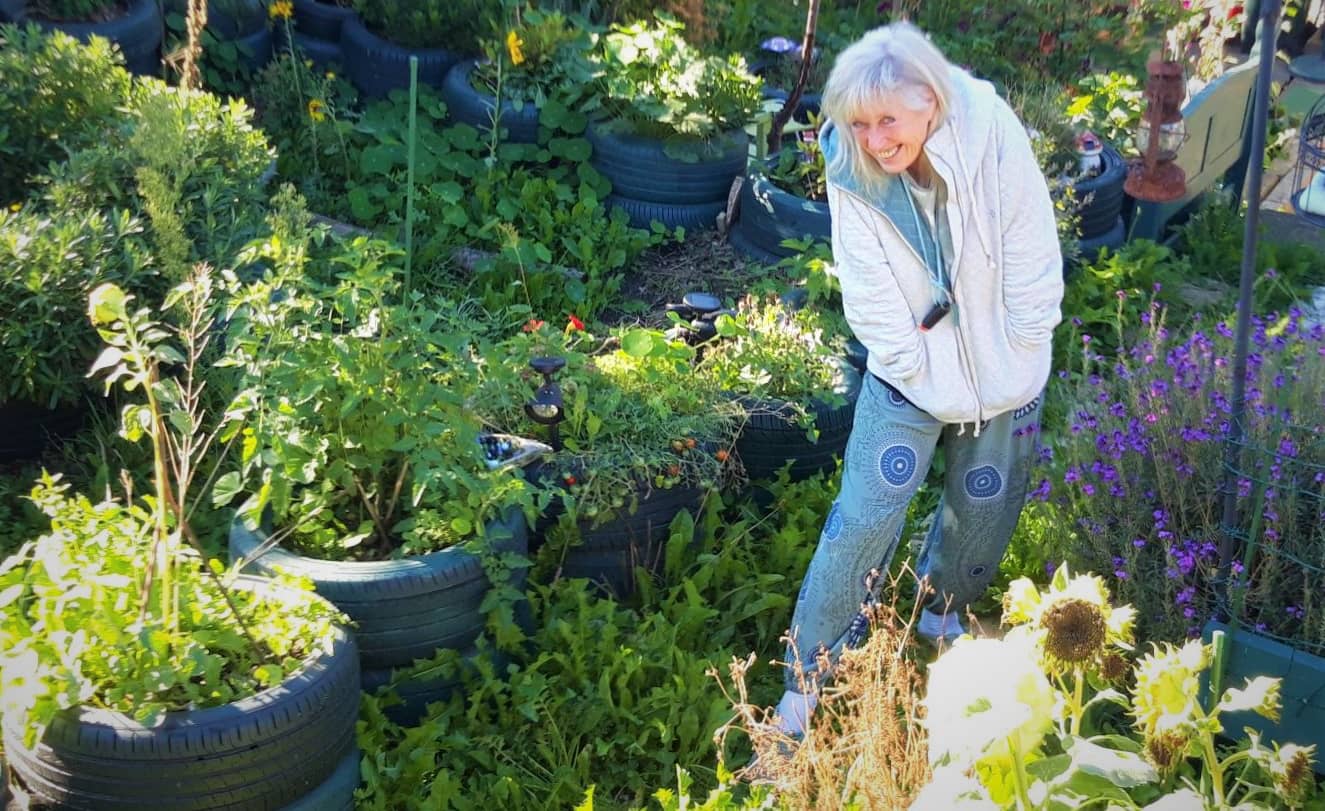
[848,91,936,175]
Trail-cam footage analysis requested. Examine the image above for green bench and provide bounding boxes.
[1125,52,1263,243]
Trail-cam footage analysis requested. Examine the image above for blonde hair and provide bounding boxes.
[822,22,956,192]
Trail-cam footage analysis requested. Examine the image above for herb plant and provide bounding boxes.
[765,114,826,202]
[471,8,600,113]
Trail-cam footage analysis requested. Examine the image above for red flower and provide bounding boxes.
[567,314,585,331]
[1038,31,1057,55]
[1228,4,1243,18]
[523,318,545,332]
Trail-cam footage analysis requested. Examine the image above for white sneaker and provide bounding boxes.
[916,608,966,648]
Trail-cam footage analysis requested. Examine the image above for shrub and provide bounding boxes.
[0,206,155,409]
[0,24,131,202]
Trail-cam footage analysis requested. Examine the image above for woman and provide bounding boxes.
[773,22,1063,737]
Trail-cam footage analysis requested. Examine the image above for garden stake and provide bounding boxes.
[1216,0,1280,605]
[404,55,419,295]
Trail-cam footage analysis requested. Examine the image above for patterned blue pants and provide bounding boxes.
[784,373,1043,690]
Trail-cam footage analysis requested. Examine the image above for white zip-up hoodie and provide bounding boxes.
[821,67,1063,429]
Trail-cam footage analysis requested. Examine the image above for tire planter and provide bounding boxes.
[727,226,783,266]
[206,3,274,75]
[288,30,342,69]
[293,0,356,41]
[1074,215,1125,267]
[2,577,360,810]
[340,16,461,98]
[33,0,163,77]
[588,122,749,230]
[0,399,85,462]
[536,483,704,598]
[733,360,861,483]
[730,160,830,261]
[441,59,541,144]
[229,507,529,672]
[1072,144,1127,240]
[359,647,510,727]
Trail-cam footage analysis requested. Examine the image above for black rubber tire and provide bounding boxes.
[233,21,274,73]
[761,87,822,122]
[727,226,784,265]
[732,165,830,258]
[292,0,356,42]
[587,122,748,204]
[734,361,861,483]
[0,399,86,462]
[359,647,508,727]
[339,15,460,98]
[1074,215,1125,267]
[605,194,725,231]
[280,747,358,811]
[2,577,359,810]
[229,508,528,671]
[289,30,342,69]
[35,0,163,76]
[1073,145,1127,239]
[440,59,541,144]
[548,485,703,598]
[844,337,868,375]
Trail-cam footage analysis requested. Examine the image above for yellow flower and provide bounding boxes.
[7,202,19,212]
[505,30,525,65]
[307,99,326,122]
[325,71,335,80]
[1001,562,1135,672]
[268,0,293,20]
[1131,639,1208,738]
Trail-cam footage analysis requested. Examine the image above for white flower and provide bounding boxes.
[910,764,998,810]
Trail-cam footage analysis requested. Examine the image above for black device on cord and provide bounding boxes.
[919,300,951,332]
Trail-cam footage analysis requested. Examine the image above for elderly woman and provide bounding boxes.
[773,22,1063,736]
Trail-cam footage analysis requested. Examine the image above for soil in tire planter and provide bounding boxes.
[2,578,360,810]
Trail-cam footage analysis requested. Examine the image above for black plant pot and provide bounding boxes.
[339,15,462,98]
[30,0,163,76]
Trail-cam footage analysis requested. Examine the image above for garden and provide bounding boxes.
[1,0,1324,808]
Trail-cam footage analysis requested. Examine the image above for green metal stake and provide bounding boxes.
[404,56,419,296]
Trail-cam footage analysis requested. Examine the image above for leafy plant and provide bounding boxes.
[472,7,600,113]
[694,294,850,435]
[594,13,763,143]
[765,113,826,202]
[1065,71,1145,157]
[217,223,541,561]
[0,206,157,409]
[0,274,342,748]
[0,24,131,202]
[351,0,491,50]
[752,35,828,96]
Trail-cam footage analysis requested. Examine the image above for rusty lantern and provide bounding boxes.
[1124,58,1188,203]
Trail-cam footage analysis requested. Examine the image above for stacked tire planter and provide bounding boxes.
[340,15,461,98]
[230,507,529,725]
[587,122,750,231]
[1,577,361,810]
[204,1,275,77]
[733,359,862,484]
[729,156,830,264]
[535,479,703,599]
[29,0,164,76]
[1072,143,1128,262]
[288,0,355,68]
[441,59,541,144]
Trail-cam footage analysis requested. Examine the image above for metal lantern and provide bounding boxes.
[524,356,567,450]
[1289,94,1325,226]
[1125,57,1189,203]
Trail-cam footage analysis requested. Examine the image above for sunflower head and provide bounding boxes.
[1268,743,1317,805]
[1144,730,1192,776]
[1131,639,1208,739]
[1099,651,1129,683]
[1040,597,1108,665]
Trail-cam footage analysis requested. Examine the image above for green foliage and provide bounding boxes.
[42,79,275,270]
[252,52,359,203]
[356,474,833,808]
[0,206,156,408]
[764,114,826,203]
[27,0,118,20]
[0,24,132,202]
[163,0,271,97]
[217,219,541,561]
[1173,194,1325,314]
[473,8,601,113]
[473,322,744,526]
[695,295,850,435]
[1065,71,1145,157]
[352,0,492,50]
[594,14,763,142]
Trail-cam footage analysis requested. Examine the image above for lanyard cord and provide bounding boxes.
[903,181,950,308]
